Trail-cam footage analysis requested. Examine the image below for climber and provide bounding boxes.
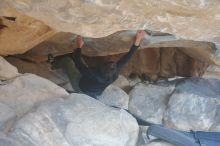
[48,30,146,98]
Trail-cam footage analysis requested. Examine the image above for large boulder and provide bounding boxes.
[0,102,16,133]
[0,73,68,117]
[164,77,220,131]
[0,56,20,80]
[10,94,139,146]
[98,85,130,109]
[129,83,175,124]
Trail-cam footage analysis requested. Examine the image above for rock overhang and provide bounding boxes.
[0,0,220,66]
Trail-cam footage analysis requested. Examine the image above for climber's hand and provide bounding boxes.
[134,30,146,46]
[76,35,84,48]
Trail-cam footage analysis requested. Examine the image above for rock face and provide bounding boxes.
[1,0,220,46]
[0,102,16,132]
[0,56,19,80]
[6,57,73,91]
[10,94,139,146]
[129,83,175,124]
[98,85,130,109]
[0,73,68,117]
[164,77,220,131]
[0,12,55,56]
[0,133,22,146]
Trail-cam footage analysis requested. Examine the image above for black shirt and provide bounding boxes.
[72,44,138,97]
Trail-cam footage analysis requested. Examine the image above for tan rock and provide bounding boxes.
[0,10,55,56]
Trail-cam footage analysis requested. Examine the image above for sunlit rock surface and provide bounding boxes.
[98,85,130,109]
[0,56,19,80]
[1,0,220,46]
[0,12,55,56]
[10,94,139,146]
[129,83,175,124]
[164,77,220,131]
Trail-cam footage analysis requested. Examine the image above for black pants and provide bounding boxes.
[51,56,81,92]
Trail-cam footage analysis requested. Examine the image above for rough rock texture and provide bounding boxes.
[0,12,55,56]
[0,73,68,117]
[0,133,22,146]
[210,107,220,131]
[76,47,209,78]
[15,31,217,65]
[6,57,73,91]
[129,83,175,124]
[0,56,19,80]
[10,94,139,146]
[165,77,220,131]
[1,0,220,46]
[98,85,130,109]
[0,102,16,132]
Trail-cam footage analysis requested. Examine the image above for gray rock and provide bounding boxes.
[210,105,220,131]
[128,76,142,87]
[129,83,175,124]
[0,73,68,117]
[0,133,22,146]
[0,102,16,133]
[10,94,139,146]
[98,85,130,109]
[165,77,220,131]
[0,56,20,80]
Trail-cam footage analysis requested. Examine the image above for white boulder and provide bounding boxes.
[10,94,139,146]
[0,56,20,80]
[165,77,220,131]
[0,73,68,117]
[129,83,175,124]
[98,85,130,109]
[0,102,16,133]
